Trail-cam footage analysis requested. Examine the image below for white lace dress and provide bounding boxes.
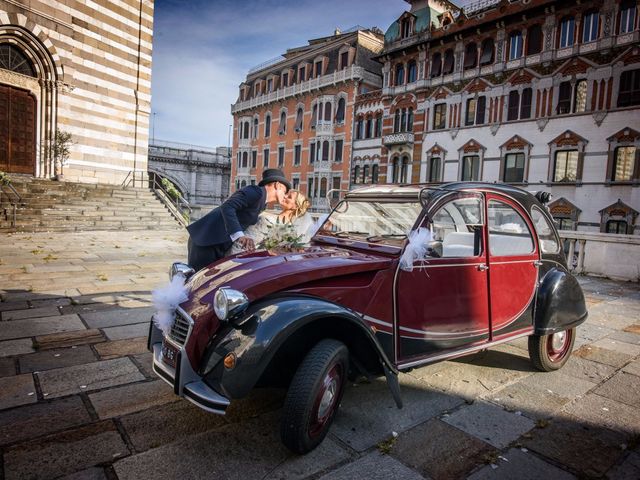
[227,212,316,255]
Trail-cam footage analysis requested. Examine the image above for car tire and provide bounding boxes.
[281,339,348,454]
[528,327,575,372]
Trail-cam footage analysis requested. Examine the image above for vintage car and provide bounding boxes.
[147,182,587,454]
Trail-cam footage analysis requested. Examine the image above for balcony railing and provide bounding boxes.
[558,231,640,282]
[383,132,414,146]
[233,66,380,114]
[315,121,334,136]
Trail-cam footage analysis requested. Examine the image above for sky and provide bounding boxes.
[151,0,408,149]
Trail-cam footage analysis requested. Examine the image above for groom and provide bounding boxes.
[187,168,291,271]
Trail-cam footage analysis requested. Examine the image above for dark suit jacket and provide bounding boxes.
[187,185,266,247]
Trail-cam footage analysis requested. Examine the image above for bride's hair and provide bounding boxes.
[289,190,310,218]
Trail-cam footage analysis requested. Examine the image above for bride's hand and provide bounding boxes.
[237,236,255,252]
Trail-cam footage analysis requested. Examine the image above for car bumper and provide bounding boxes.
[148,321,230,415]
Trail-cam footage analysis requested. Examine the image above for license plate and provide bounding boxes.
[161,339,179,368]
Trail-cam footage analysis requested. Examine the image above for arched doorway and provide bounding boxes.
[0,44,37,174]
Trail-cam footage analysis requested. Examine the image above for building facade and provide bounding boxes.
[230,27,384,212]
[148,140,231,212]
[353,0,640,234]
[0,0,153,184]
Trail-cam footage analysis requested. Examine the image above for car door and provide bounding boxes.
[485,194,539,338]
[395,193,490,365]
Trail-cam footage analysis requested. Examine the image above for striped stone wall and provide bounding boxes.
[0,0,153,184]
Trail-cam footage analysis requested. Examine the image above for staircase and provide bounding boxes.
[0,176,184,232]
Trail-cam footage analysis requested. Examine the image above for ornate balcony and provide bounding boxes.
[315,121,334,136]
[383,132,414,146]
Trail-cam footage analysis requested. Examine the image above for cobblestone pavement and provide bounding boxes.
[1,229,639,480]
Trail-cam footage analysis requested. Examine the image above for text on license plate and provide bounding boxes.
[161,339,178,368]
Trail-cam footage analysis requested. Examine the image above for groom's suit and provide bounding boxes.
[187,185,266,270]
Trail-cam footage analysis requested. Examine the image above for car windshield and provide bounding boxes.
[316,200,423,245]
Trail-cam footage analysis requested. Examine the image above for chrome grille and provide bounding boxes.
[168,309,192,347]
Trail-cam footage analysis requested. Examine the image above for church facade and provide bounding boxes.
[0,0,153,184]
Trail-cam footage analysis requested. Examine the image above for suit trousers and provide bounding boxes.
[187,237,232,272]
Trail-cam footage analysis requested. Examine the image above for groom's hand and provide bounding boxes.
[237,236,255,252]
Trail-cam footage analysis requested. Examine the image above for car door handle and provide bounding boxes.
[533,260,543,267]
[477,263,488,271]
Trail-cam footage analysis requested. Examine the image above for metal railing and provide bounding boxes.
[0,182,23,228]
[149,174,192,228]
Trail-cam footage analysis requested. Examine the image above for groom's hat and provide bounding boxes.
[259,168,291,192]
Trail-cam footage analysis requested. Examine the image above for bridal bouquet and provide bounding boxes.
[259,221,305,252]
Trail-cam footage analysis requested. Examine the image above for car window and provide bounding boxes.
[531,207,560,253]
[488,200,534,256]
[430,196,483,258]
[318,200,422,246]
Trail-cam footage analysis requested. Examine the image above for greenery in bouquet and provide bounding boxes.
[259,221,305,252]
[0,171,11,186]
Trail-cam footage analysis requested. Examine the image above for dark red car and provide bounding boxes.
[148,182,587,453]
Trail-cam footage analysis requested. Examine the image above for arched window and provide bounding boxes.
[443,49,455,75]
[407,61,417,83]
[264,114,271,137]
[320,177,327,197]
[0,44,36,77]
[464,42,477,69]
[243,121,249,139]
[394,109,401,132]
[400,156,409,183]
[407,108,414,131]
[526,25,542,55]
[365,117,372,138]
[242,151,248,168]
[322,140,329,161]
[335,98,346,123]
[559,17,576,48]
[431,52,442,77]
[480,38,494,65]
[353,166,360,184]
[311,104,318,129]
[582,11,599,43]
[363,165,370,184]
[574,80,587,113]
[324,102,331,122]
[279,111,287,134]
[509,31,523,60]
[391,157,399,183]
[619,0,637,34]
[356,117,364,139]
[295,107,303,131]
[375,114,382,137]
[372,164,379,184]
[395,63,405,86]
[253,117,258,139]
[240,180,247,188]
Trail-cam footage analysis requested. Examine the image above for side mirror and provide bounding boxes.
[426,240,442,258]
[169,262,195,281]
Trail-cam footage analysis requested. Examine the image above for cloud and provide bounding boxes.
[151,0,407,147]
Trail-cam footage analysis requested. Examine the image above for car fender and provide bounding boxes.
[201,295,397,400]
[534,266,588,335]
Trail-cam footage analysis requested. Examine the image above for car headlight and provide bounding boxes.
[213,287,248,321]
[169,262,195,281]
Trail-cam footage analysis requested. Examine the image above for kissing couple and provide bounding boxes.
[187,168,313,271]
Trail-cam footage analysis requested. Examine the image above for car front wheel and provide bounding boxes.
[281,339,348,454]
[528,327,575,371]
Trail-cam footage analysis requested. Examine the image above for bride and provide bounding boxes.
[228,190,314,255]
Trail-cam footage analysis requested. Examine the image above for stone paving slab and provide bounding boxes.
[573,345,633,368]
[0,374,37,410]
[591,337,640,357]
[0,395,92,446]
[607,330,640,346]
[561,393,640,437]
[467,448,576,479]
[442,401,535,449]
[94,336,148,360]
[622,359,640,376]
[1,305,61,320]
[36,357,145,398]
[485,382,568,419]
[606,451,640,480]
[89,380,178,418]
[390,418,497,480]
[33,328,104,350]
[592,371,640,407]
[59,467,108,480]
[0,338,35,357]
[318,452,425,480]
[18,345,97,373]
[0,314,86,341]
[0,357,16,377]
[522,419,628,478]
[81,306,156,329]
[331,375,465,452]
[558,355,617,383]
[102,322,149,341]
[114,411,347,480]
[3,421,129,480]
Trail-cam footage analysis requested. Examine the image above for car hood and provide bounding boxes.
[183,245,393,317]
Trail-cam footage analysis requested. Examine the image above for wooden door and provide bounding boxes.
[0,84,36,174]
